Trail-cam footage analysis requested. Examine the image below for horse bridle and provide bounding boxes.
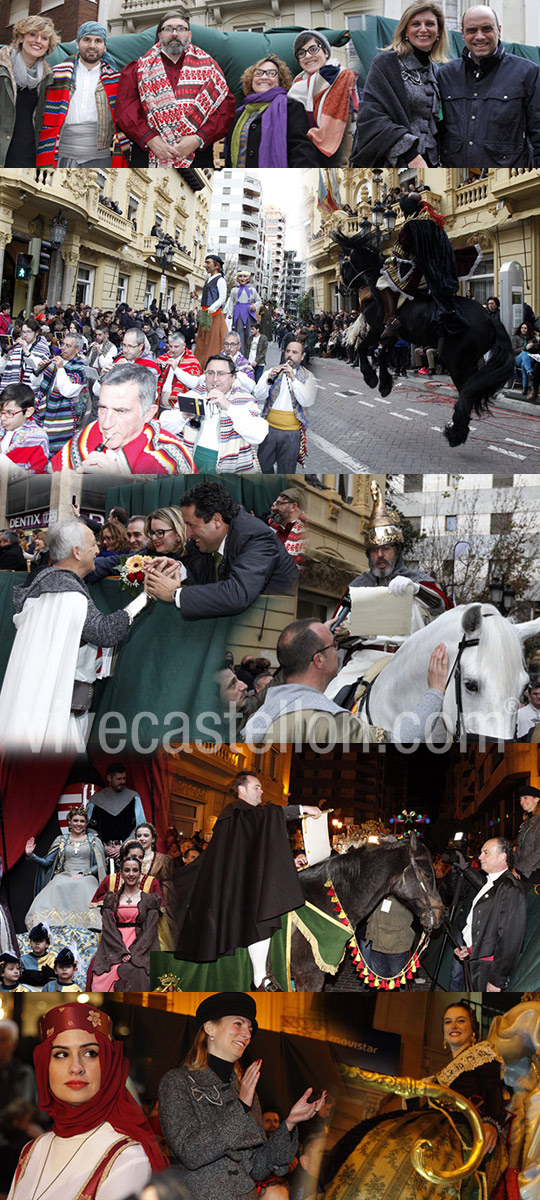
[401,853,441,930]
[443,631,481,741]
[340,256,372,295]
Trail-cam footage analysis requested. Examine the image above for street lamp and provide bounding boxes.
[155,233,176,269]
[48,211,67,250]
[489,575,515,614]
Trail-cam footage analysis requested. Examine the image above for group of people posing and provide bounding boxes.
[0,274,316,476]
[0,764,176,994]
[0,11,357,169]
[2,3,538,170]
[352,0,540,168]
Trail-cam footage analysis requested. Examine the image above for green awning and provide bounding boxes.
[39,19,540,95]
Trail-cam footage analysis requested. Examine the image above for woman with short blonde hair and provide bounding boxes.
[0,14,59,166]
[350,1,448,167]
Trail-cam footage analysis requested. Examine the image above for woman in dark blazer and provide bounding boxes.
[350,0,448,167]
[227,54,319,168]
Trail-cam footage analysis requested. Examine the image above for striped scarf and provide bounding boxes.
[261,366,310,427]
[179,384,261,472]
[36,58,129,166]
[137,42,229,167]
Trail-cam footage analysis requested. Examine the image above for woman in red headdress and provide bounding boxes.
[8,1002,166,1200]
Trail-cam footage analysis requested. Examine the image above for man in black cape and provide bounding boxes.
[175,771,321,991]
[378,192,476,336]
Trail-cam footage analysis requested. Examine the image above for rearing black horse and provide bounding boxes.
[332,228,514,447]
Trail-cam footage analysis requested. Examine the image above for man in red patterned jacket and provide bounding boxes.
[50,362,195,475]
[115,10,235,167]
[156,330,202,409]
[268,488,306,567]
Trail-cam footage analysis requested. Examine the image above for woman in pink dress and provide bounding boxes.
[90,857,161,991]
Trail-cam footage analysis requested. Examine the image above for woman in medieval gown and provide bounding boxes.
[24,807,106,958]
[323,1001,508,1200]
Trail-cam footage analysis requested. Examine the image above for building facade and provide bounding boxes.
[208,170,265,288]
[281,249,306,312]
[105,0,536,52]
[264,204,286,305]
[0,167,212,317]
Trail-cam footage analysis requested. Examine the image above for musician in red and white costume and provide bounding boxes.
[156,329,202,409]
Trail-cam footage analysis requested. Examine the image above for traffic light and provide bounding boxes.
[39,242,52,273]
[15,253,32,281]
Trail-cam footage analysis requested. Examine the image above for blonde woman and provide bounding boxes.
[158,992,325,1200]
[226,55,319,167]
[350,1,448,167]
[0,15,60,166]
[145,507,186,563]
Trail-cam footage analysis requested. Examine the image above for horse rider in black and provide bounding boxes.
[378,192,474,338]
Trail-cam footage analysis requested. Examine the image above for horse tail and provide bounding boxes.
[445,320,514,446]
[458,320,514,416]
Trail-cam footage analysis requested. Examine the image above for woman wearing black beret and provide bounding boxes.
[158,992,326,1199]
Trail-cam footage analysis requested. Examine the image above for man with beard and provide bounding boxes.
[115,10,235,167]
[36,22,129,167]
[86,762,146,866]
[348,480,452,617]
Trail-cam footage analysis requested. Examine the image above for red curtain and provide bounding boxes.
[0,751,172,869]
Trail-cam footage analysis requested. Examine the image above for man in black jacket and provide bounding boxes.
[0,531,25,571]
[144,480,298,619]
[175,770,321,990]
[438,6,540,167]
[454,836,526,990]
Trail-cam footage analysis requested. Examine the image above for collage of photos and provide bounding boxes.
[1,0,540,1198]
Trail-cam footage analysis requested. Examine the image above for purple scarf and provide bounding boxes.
[234,86,289,167]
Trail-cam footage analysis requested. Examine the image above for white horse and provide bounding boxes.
[329,603,540,741]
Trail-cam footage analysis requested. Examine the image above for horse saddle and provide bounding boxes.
[334,654,392,713]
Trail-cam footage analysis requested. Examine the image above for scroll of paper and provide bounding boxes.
[303,810,331,866]
[349,586,414,637]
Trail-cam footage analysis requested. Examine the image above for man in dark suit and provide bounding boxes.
[144,480,298,619]
[454,836,526,991]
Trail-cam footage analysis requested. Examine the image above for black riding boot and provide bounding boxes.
[380,288,400,339]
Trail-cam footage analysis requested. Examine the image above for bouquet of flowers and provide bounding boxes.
[115,554,154,596]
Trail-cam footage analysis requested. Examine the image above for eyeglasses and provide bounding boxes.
[161,24,189,33]
[223,341,239,347]
[2,409,23,417]
[151,528,173,538]
[253,68,279,78]
[311,639,339,661]
[206,369,232,379]
[297,44,324,58]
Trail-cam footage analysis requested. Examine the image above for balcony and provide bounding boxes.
[491,167,540,207]
[454,179,490,210]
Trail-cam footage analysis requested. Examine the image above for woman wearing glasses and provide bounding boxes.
[227,55,318,167]
[289,32,357,165]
